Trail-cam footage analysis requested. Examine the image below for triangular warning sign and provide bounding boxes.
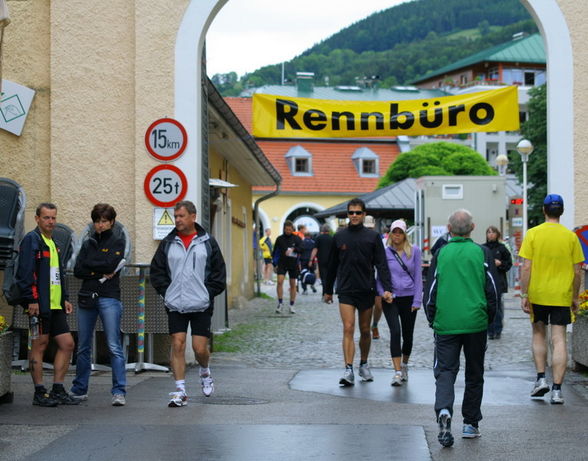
[158,210,174,226]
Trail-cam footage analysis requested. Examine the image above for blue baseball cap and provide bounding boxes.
[544,194,564,207]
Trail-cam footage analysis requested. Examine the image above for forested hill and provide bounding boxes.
[304,0,530,55]
[212,0,537,96]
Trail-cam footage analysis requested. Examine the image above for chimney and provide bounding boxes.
[296,72,314,93]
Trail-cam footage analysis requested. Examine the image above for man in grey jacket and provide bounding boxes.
[150,201,226,407]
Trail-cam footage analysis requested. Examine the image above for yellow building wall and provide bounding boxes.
[558,0,588,224]
[255,193,357,238]
[209,151,255,307]
[0,0,189,263]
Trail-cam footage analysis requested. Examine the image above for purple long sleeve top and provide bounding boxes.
[377,244,423,307]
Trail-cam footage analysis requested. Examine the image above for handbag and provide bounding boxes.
[77,289,99,309]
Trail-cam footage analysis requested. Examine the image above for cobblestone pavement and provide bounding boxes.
[213,282,536,372]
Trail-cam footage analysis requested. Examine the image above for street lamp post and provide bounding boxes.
[516,139,534,236]
[496,154,509,177]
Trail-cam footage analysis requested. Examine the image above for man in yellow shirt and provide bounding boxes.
[519,194,584,405]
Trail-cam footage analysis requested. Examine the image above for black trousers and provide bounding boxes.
[433,330,487,425]
[382,296,417,358]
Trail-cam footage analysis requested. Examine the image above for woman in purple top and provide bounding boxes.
[377,219,423,387]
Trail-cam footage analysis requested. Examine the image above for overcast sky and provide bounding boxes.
[206,0,409,77]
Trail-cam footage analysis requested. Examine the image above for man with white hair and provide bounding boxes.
[424,209,498,447]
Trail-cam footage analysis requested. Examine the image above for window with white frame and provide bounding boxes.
[352,147,379,178]
[285,145,312,176]
[442,184,463,199]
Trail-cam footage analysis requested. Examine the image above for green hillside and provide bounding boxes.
[211,0,537,96]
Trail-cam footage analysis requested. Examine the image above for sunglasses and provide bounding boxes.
[347,211,364,216]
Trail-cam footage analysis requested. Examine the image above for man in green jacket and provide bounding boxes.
[424,209,498,447]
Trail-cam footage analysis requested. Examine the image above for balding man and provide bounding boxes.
[424,209,498,447]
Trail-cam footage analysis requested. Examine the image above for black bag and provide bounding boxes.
[2,251,25,307]
[77,290,99,309]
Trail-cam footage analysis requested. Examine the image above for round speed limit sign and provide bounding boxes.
[145,118,188,162]
[144,164,188,207]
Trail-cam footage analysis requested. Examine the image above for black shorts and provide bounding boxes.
[264,258,272,265]
[39,308,70,337]
[277,265,299,279]
[338,293,376,311]
[167,308,213,337]
[531,304,572,325]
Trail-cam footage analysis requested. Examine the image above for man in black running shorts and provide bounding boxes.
[324,198,393,386]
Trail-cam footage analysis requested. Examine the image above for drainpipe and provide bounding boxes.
[253,183,280,296]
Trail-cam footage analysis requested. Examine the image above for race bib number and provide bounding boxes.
[50,267,61,286]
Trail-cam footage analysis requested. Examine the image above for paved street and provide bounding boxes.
[1,283,588,461]
[214,283,534,371]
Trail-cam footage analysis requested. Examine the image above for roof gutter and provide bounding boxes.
[253,183,280,296]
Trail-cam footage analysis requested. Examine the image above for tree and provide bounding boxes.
[378,142,496,188]
[508,84,547,227]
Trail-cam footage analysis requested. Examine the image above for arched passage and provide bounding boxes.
[176,0,575,228]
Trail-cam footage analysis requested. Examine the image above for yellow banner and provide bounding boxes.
[253,86,519,138]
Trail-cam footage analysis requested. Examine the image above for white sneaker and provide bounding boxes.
[276,303,283,314]
[289,304,296,314]
[358,363,374,382]
[530,377,550,398]
[168,390,188,407]
[112,394,126,406]
[391,371,403,387]
[401,364,409,382]
[201,374,214,397]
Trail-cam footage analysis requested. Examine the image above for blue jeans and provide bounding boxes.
[72,297,126,396]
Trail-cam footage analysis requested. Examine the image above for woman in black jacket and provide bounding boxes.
[70,204,127,405]
[482,226,513,340]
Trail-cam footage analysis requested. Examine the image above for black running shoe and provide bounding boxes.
[33,391,59,407]
[50,388,81,405]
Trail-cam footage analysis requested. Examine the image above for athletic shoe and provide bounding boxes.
[33,391,58,407]
[550,389,564,404]
[358,363,374,382]
[494,333,501,340]
[372,327,380,339]
[311,285,317,293]
[168,390,188,407]
[401,364,409,382]
[301,289,307,295]
[437,409,454,447]
[50,388,81,405]
[530,377,550,397]
[339,368,355,386]
[112,394,126,406]
[275,303,283,314]
[462,424,481,438]
[289,304,296,314]
[201,374,214,397]
[70,392,88,402]
[391,371,403,387]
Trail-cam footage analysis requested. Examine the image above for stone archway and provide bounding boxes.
[176,0,576,226]
[520,0,574,228]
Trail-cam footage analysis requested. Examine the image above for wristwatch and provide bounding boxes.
[520,293,528,298]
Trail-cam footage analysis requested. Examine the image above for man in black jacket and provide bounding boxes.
[15,203,79,407]
[150,201,226,406]
[324,199,393,386]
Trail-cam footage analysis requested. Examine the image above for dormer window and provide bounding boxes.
[352,147,379,178]
[285,145,313,176]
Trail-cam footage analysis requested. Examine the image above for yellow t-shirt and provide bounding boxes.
[41,234,62,310]
[519,222,584,306]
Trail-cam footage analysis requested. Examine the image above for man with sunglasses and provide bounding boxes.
[324,198,393,386]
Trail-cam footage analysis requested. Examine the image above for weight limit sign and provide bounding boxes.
[145,118,188,162]
[144,164,188,207]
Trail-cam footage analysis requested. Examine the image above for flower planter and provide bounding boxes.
[0,331,13,403]
[572,315,588,369]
